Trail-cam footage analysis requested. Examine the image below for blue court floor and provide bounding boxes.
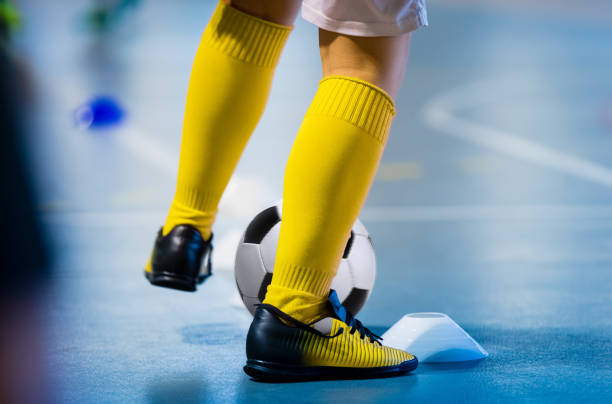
[13,0,612,402]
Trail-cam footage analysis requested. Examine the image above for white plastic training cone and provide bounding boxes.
[381,313,488,363]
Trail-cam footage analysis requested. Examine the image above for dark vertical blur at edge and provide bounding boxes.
[0,15,52,403]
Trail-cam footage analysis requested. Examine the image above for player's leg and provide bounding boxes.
[247,0,430,381]
[247,29,420,380]
[229,0,301,26]
[164,0,299,240]
[145,0,299,291]
[318,30,412,99]
[263,30,411,323]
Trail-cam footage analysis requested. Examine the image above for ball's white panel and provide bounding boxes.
[345,234,376,290]
[241,295,261,316]
[351,218,369,237]
[259,222,281,273]
[330,260,353,302]
[234,242,267,297]
[237,203,375,316]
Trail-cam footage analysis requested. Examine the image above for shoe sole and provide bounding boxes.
[243,358,418,381]
[144,270,210,292]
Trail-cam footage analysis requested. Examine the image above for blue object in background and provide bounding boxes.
[75,96,124,129]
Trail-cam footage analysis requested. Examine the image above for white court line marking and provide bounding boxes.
[115,124,276,219]
[103,80,612,232]
[113,124,275,272]
[116,126,179,176]
[361,205,612,221]
[422,78,612,188]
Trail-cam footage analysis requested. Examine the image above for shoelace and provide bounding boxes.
[327,289,383,345]
[342,309,383,345]
[257,303,383,345]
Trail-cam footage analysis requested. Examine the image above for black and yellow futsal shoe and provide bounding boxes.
[144,225,212,292]
[244,290,418,381]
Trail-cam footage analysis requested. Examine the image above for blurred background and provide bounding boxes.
[1,0,611,402]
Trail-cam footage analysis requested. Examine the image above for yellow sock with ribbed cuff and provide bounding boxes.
[263,76,396,324]
[162,0,291,240]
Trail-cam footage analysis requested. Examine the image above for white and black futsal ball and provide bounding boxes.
[234,203,376,316]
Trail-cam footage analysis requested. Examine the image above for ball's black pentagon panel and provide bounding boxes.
[342,287,369,315]
[342,230,355,259]
[243,206,281,244]
[257,271,273,301]
[236,204,375,317]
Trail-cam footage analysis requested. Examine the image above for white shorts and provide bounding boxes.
[302,0,428,37]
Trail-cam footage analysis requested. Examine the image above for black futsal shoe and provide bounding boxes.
[244,290,418,381]
[144,225,213,292]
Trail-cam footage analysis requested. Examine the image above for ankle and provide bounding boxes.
[162,223,212,242]
[263,284,331,324]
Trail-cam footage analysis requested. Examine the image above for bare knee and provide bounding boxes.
[226,0,301,26]
[319,29,412,99]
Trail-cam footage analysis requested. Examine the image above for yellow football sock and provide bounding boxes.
[263,76,396,323]
[162,1,291,240]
